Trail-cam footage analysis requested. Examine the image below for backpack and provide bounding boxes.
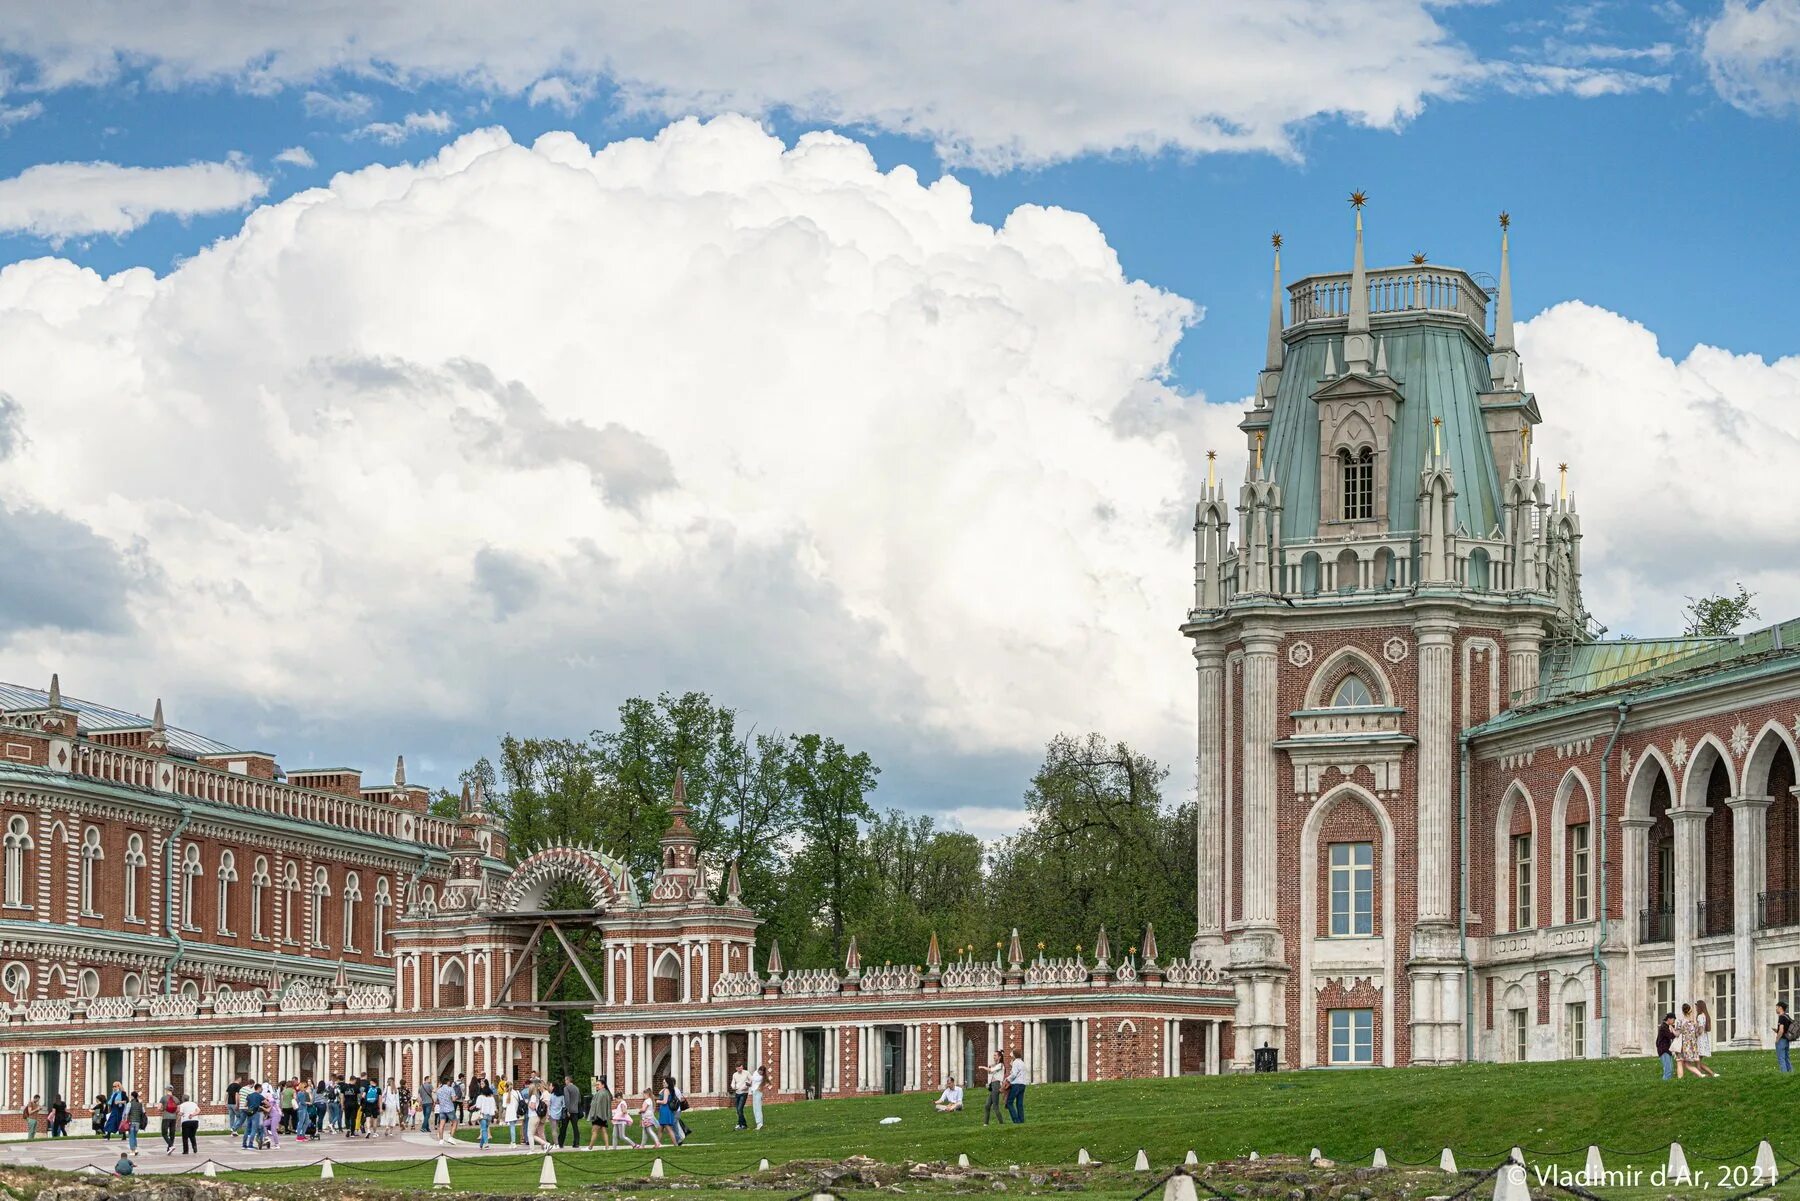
[366,1084,380,1104]
[163,1096,178,1114]
[535,1097,548,1119]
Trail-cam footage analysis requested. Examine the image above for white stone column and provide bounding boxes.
[1195,644,1226,942]
[1729,795,1772,1045]
[1505,624,1543,708]
[1240,627,1280,928]
[1672,803,1710,1006]
[1414,616,1456,924]
[1620,816,1652,948]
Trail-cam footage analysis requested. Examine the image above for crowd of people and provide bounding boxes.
[1649,997,1796,1078]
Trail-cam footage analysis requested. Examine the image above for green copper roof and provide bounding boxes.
[1537,638,1726,702]
[1260,321,1505,543]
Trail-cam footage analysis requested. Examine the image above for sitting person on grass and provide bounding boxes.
[934,1077,964,1112]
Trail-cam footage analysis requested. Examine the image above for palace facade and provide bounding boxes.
[1186,207,1800,1069]
[0,680,1232,1137]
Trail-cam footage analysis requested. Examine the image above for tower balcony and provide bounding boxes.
[1287,265,1492,340]
[1208,531,1515,610]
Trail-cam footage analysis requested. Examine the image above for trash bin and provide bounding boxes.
[1253,1045,1278,1073]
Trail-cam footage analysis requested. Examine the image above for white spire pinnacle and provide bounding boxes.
[1344,193,1373,373]
[1265,234,1285,371]
[1495,216,1515,352]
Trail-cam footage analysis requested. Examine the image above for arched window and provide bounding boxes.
[373,877,392,952]
[281,861,300,943]
[216,850,239,933]
[78,968,100,998]
[1330,674,1377,708]
[80,826,104,915]
[181,843,202,930]
[4,815,34,908]
[250,856,271,939]
[342,872,362,950]
[123,835,146,922]
[310,866,331,948]
[122,971,142,997]
[1340,447,1374,521]
[1,960,29,1000]
[438,958,467,1008]
[653,950,682,1003]
[179,979,199,1000]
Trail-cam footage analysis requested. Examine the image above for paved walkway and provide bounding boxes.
[0,1130,707,1177]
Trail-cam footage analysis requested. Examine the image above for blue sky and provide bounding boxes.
[0,2,1797,830]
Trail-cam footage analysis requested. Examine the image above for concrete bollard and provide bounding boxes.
[1494,1161,1530,1201]
[433,1155,451,1190]
[1163,1174,1199,1201]
[539,1154,558,1190]
[759,1159,770,1172]
[320,1161,335,1180]
[957,1154,970,1168]
[1756,1142,1778,1182]
[1247,1151,1259,1162]
[201,1161,217,1178]
[1584,1147,1604,1181]
[1371,1149,1387,1169]
[1134,1149,1151,1172]
[1439,1148,1457,1173]
[1668,1142,1691,1184]
[1310,1148,1322,1163]
[1510,1147,1524,1165]
[651,1157,665,1179]
[1185,1150,1198,1166]
[1078,1149,1093,1166]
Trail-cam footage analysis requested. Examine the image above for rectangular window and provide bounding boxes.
[1650,976,1675,1034]
[1569,824,1590,922]
[1656,840,1675,915]
[1711,971,1737,1043]
[1340,450,1374,522]
[1564,1002,1586,1059]
[1776,965,1798,1016]
[1510,1008,1528,1062]
[1513,833,1534,930]
[1328,1009,1373,1065]
[1328,842,1374,936]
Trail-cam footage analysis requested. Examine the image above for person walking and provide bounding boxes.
[1776,1001,1793,1073]
[434,1077,458,1145]
[103,1082,126,1139]
[1006,1048,1028,1123]
[124,1091,145,1153]
[1677,1004,1718,1078]
[528,1086,554,1150]
[1696,999,1719,1072]
[587,1076,614,1149]
[547,1084,566,1146]
[561,1075,582,1147]
[225,1077,244,1138]
[475,1086,495,1148]
[240,1082,264,1150]
[23,1094,42,1140]
[280,1079,297,1134]
[381,1079,400,1136]
[983,1053,1006,1125]
[261,1083,281,1150]
[178,1095,201,1154]
[611,1093,636,1148]
[50,1097,72,1138]
[656,1078,681,1148]
[360,1076,380,1136]
[730,1063,750,1130]
[638,1091,663,1148]
[749,1063,765,1131]
[159,1087,179,1153]
[504,1083,523,1146]
[294,1080,313,1142]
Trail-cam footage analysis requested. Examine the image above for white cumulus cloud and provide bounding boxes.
[0,156,267,241]
[1701,0,1800,117]
[354,109,454,144]
[0,116,1225,799]
[0,1,1494,166]
[274,145,316,168]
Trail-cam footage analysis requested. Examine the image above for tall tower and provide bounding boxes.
[1184,202,1586,1069]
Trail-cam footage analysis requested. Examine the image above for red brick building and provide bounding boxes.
[1186,207,1800,1067]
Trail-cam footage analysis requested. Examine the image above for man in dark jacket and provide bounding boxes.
[1655,1014,1677,1080]
[561,1076,582,1147]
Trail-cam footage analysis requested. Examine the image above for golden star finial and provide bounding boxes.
[1349,190,1369,209]
[1411,252,1428,265]
[1271,231,1282,249]
[1499,211,1511,231]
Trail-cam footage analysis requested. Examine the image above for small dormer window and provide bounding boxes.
[1340,448,1374,521]
[1330,674,1376,708]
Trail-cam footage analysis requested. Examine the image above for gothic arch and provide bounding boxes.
[1302,646,1395,710]
[1550,768,1594,926]
[1744,721,1799,797]
[1493,781,1538,933]
[494,845,634,914]
[1297,783,1396,1068]
[1681,734,1737,809]
[1625,744,1676,821]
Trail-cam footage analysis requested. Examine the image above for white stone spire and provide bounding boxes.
[1344,192,1374,374]
[1490,211,1521,390]
[1265,234,1284,371]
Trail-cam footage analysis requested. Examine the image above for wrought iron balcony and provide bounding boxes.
[1759,889,1798,930]
[1639,906,1673,944]
[1697,899,1734,938]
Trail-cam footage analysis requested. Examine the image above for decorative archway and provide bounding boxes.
[494,845,636,914]
[1297,783,1397,1068]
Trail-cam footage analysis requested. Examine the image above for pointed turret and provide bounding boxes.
[47,673,62,709]
[765,938,783,979]
[925,930,942,972]
[1006,927,1024,970]
[1093,925,1111,970]
[152,698,165,730]
[1344,192,1373,374]
[1256,233,1286,410]
[147,697,168,753]
[844,934,861,976]
[1490,211,1521,390]
[725,858,742,904]
[1140,922,1159,966]
[395,755,407,788]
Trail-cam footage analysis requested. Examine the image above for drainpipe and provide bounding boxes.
[162,805,194,994]
[1595,701,1631,1058]
[1459,730,1473,1063]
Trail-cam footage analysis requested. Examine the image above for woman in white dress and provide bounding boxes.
[380,1080,400,1134]
[1696,999,1718,1068]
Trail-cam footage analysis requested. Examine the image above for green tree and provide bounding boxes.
[1683,584,1759,637]
[779,733,878,965]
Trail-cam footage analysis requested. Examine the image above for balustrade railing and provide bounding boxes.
[1698,899,1733,938]
[1287,267,1489,331]
[1759,889,1799,930]
[1639,906,1673,944]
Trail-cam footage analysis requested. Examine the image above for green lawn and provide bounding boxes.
[187,1051,1800,1196]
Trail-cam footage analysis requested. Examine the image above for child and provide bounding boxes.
[638,1092,662,1148]
[611,1095,636,1148]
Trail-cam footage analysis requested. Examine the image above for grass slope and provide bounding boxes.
[142,1053,1800,1194]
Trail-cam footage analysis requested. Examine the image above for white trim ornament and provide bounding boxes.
[1383,637,1409,663]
